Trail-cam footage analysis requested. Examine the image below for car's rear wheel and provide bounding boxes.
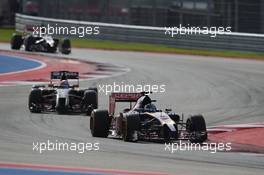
[28,89,42,113]
[186,115,207,143]
[11,34,23,50]
[90,110,109,137]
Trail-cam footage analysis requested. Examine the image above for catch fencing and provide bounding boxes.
[16,13,264,53]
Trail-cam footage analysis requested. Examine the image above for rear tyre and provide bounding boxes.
[11,34,23,50]
[122,115,140,142]
[28,89,42,113]
[186,115,207,143]
[90,110,109,137]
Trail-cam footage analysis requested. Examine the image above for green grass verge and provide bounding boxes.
[1,28,264,60]
[72,39,264,60]
[0,28,16,42]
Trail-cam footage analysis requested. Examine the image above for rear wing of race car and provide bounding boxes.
[109,92,144,116]
[50,71,79,87]
[51,71,79,79]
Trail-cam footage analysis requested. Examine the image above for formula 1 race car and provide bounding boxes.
[11,33,71,54]
[28,71,97,114]
[90,92,207,143]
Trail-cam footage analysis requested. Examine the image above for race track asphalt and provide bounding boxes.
[0,43,264,175]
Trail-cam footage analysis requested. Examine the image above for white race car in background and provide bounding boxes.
[11,33,71,54]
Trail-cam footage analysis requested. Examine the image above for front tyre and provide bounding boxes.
[28,89,42,113]
[90,110,109,137]
[122,115,140,142]
[186,115,207,143]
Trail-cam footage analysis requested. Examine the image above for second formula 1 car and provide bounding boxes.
[11,33,71,54]
[90,92,207,143]
[28,71,97,114]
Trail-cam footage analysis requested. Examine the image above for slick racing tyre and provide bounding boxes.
[83,90,98,115]
[186,115,207,143]
[28,89,42,113]
[122,115,140,142]
[60,38,71,54]
[90,110,109,137]
[11,34,23,50]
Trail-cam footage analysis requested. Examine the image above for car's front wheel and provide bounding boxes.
[28,89,42,113]
[122,115,140,142]
[90,110,109,137]
[186,115,207,143]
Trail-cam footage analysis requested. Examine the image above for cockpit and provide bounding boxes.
[132,95,157,112]
[144,103,157,112]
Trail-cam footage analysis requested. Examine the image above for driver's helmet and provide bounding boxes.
[60,80,70,88]
[144,103,157,112]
